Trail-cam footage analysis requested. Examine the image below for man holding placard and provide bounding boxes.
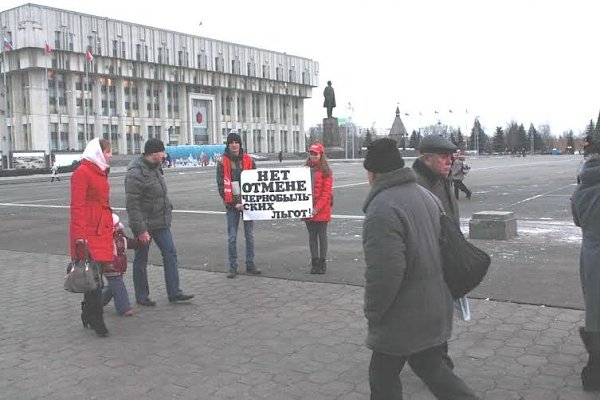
[216,130,262,278]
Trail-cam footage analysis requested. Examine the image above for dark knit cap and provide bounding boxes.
[144,138,165,155]
[363,138,405,173]
[227,130,242,145]
[418,135,457,154]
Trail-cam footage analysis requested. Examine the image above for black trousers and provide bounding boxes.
[369,344,479,400]
[304,221,328,259]
[453,180,470,199]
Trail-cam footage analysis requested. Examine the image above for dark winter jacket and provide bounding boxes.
[103,230,144,276]
[70,159,114,262]
[572,155,600,236]
[125,156,174,235]
[362,167,454,356]
[413,157,460,225]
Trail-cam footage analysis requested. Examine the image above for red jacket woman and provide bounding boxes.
[69,138,113,337]
[70,157,114,262]
[304,142,333,274]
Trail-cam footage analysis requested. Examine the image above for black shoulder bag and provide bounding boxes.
[426,191,491,299]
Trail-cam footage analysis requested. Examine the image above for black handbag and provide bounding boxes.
[64,242,101,293]
[426,191,491,299]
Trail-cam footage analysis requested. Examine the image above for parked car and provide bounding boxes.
[248,153,269,161]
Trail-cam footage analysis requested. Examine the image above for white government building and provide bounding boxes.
[0,3,318,157]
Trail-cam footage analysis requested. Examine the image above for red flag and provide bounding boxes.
[86,50,94,62]
[44,41,52,55]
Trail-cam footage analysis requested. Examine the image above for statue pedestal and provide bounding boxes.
[322,118,344,158]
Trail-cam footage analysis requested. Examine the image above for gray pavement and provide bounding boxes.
[1,249,599,400]
[1,155,599,399]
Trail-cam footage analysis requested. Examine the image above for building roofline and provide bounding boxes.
[2,3,317,63]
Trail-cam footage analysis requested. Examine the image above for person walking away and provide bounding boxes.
[125,138,194,306]
[216,130,262,278]
[102,213,143,316]
[278,150,283,163]
[362,138,478,399]
[304,142,333,274]
[572,143,600,391]
[51,163,61,182]
[450,149,472,200]
[70,138,113,337]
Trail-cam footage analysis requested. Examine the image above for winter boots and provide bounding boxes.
[310,258,319,274]
[83,290,109,337]
[319,258,327,274]
[246,261,262,275]
[580,327,600,391]
[310,258,326,274]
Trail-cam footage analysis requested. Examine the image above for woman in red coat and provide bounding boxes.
[304,142,333,274]
[70,138,113,337]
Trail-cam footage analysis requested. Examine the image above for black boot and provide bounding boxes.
[85,290,109,337]
[80,301,89,328]
[310,258,319,274]
[318,258,327,274]
[580,327,600,391]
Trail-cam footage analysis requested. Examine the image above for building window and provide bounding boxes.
[121,41,126,58]
[262,64,270,79]
[232,59,240,75]
[54,31,61,50]
[158,47,163,64]
[112,40,118,57]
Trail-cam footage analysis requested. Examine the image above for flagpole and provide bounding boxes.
[45,43,51,154]
[84,56,88,143]
[2,32,10,162]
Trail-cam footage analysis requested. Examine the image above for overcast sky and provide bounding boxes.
[3,0,599,136]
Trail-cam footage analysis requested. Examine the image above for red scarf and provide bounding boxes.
[222,153,253,203]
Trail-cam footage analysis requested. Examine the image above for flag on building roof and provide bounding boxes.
[3,37,13,51]
[86,50,94,62]
[44,41,52,55]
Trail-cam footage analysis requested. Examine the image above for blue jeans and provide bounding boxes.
[102,275,132,315]
[226,208,254,268]
[132,227,182,301]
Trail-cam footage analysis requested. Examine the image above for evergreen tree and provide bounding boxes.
[505,121,520,153]
[409,130,422,149]
[517,124,529,152]
[450,131,457,146]
[469,118,488,153]
[586,119,596,140]
[595,110,600,136]
[566,130,575,154]
[456,128,464,149]
[492,126,505,153]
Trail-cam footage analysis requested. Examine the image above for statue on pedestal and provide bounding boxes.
[323,81,336,119]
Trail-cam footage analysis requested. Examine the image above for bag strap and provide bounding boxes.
[420,186,446,217]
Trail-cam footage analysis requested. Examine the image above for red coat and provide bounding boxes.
[70,159,114,262]
[310,168,333,222]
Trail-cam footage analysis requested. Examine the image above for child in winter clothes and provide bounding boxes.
[102,214,142,316]
[304,142,333,274]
